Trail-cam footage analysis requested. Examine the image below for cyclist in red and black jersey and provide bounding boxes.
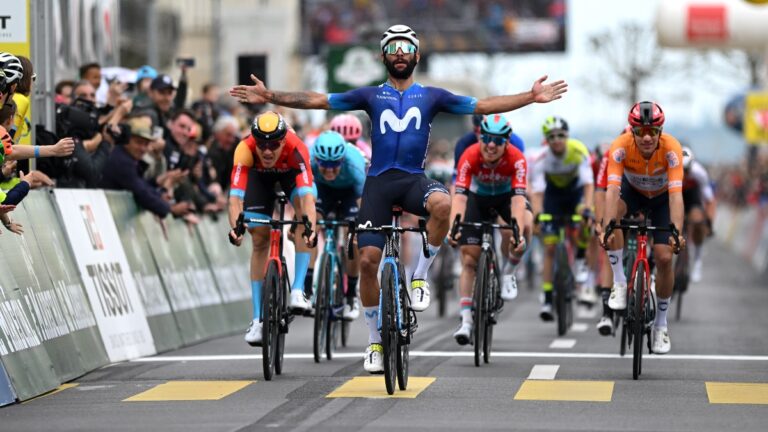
[449,115,532,344]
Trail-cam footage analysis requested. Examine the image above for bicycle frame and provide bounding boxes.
[627,230,651,323]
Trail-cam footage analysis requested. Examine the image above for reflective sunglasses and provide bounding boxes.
[481,134,508,146]
[632,126,662,137]
[256,139,282,151]
[383,40,417,55]
[317,158,342,169]
[546,132,568,141]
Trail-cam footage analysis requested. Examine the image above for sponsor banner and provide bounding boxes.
[0,360,15,406]
[744,92,768,145]
[53,189,155,362]
[12,192,108,381]
[327,45,386,93]
[139,214,229,343]
[105,192,182,352]
[195,215,252,330]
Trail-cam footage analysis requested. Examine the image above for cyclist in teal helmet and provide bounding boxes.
[308,130,368,319]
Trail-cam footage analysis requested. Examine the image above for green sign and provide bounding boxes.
[327,45,386,93]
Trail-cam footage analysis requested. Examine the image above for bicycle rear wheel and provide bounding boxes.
[673,245,689,321]
[632,265,646,380]
[313,255,330,363]
[554,245,569,336]
[262,260,280,381]
[275,268,288,376]
[327,259,344,360]
[396,264,410,390]
[380,263,398,395]
[473,252,489,367]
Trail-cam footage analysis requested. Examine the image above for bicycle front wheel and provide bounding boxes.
[313,254,330,363]
[380,263,398,395]
[327,258,344,360]
[483,260,497,364]
[473,252,489,367]
[275,266,288,376]
[554,245,569,337]
[262,260,280,381]
[632,265,646,380]
[396,264,410,390]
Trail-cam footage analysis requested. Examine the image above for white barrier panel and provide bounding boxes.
[53,190,156,362]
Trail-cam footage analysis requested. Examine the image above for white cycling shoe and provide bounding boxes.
[578,284,599,306]
[289,290,312,313]
[453,322,472,346]
[651,326,671,354]
[691,259,703,283]
[342,298,360,321]
[608,281,628,310]
[501,274,518,300]
[575,263,590,285]
[363,343,384,374]
[410,279,431,312]
[596,315,613,336]
[244,320,262,346]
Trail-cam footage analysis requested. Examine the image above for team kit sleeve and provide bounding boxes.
[229,141,254,199]
[433,87,478,114]
[454,147,475,195]
[529,155,547,194]
[510,148,528,195]
[606,137,627,189]
[345,144,368,197]
[691,162,715,202]
[664,136,685,194]
[291,136,315,197]
[328,87,370,111]
[596,150,610,190]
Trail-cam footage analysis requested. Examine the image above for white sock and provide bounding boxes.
[459,297,473,325]
[575,258,586,270]
[363,306,381,344]
[692,244,702,262]
[413,243,440,280]
[608,249,627,284]
[655,297,670,328]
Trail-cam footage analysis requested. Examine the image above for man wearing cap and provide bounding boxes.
[100,115,192,218]
[133,65,158,108]
[231,24,568,374]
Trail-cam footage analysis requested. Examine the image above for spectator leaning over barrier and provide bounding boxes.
[208,115,240,190]
[164,109,198,171]
[11,55,34,144]
[0,125,47,209]
[0,99,75,162]
[0,103,53,191]
[100,115,192,219]
[0,201,21,235]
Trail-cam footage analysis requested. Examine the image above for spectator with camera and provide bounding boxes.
[100,114,193,219]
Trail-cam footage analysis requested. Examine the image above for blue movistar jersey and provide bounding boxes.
[328,82,477,176]
[310,142,367,197]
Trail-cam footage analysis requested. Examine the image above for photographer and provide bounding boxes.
[37,81,109,188]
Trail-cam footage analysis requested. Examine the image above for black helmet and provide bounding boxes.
[251,111,288,141]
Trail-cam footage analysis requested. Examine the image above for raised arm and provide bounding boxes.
[474,75,568,115]
[230,74,330,110]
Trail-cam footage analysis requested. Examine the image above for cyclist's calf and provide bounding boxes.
[359,246,383,307]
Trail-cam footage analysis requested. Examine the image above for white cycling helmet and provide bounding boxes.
[0,52,23,84]
[380,25,419,51]
[682,146,694,170]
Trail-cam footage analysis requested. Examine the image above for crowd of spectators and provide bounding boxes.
[713,148,768,208]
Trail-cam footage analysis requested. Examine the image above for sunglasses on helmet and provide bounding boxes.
[383,40,417,55]
[481,134,507,146]
[632,126,662,137]
[256,139,282,151]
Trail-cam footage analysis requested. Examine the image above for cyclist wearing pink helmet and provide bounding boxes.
[329,114,372,161]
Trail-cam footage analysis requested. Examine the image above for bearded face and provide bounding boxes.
[383,55,418,80]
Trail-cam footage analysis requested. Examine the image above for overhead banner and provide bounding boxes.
[53,189,155,362]
[744,92,768,145]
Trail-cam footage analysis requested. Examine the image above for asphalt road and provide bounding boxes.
[2,241,767,432]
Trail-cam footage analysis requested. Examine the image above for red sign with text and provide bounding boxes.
[687,5,728,42]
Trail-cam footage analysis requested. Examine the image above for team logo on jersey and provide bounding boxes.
[612,148,626,163]
[379,107,422,134]
[666,151,680,168]
[514,159,526,184]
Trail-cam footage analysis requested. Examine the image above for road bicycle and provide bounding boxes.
[450,213,519,366]
[539,213,583,336]
[232,192,314,381]
[604,218,679,380]
[348,207,429,395]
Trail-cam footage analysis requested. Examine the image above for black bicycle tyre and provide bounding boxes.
[619,313,627,357]
[473,252,488,367]
[327,258,344,360]
[437,251,449,318]
[483,261,497,364]
[313,255,330,363]
[674,245,689,321]
[632,265,646,380]
[380,263,397,395]
[396,264,410,390]
[554,245,568,336]
[262,260,279,381]
[274,268,288,376]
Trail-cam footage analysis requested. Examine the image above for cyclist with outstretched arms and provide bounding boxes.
[449,114,532,344]
[231,24,567,373]
[307,130,367,319]
[529,116,594,321]
[681,147,716,283]
[600,101,686,354]
[227,111,318,345]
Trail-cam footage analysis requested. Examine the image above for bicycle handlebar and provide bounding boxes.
[449,214,520,248]
[602,219,681,253]
[346,220,430,259]
[229,212,316,246]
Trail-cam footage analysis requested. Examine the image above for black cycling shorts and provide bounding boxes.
[316,183,359,221]
[460,192,514,246]
[357,169,448,249]
[542,178,583,236]
[243,169,313,217]
[620,176,673,244]
[682,187,702,212]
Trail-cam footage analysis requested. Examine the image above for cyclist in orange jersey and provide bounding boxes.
[600,101,685,355]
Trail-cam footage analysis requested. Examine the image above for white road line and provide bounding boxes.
[527,365,559,380]
[549,339,577,349]
[571,323,589,333]
[129,352,768,362]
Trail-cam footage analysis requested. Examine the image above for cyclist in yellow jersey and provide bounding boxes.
[530,116,594,320]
